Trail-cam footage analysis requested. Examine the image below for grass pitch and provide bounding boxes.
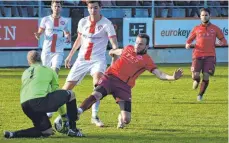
[0,64,227,143]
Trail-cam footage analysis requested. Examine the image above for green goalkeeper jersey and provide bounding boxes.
[20,63,59,104]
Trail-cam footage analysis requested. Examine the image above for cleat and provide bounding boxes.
[67,128,85,137]
[3,131,14,138]
[91,116,104,127]
[197,95,203,101]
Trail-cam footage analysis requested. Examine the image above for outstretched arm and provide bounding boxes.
[152,68,183,81]
[109,49,123,64]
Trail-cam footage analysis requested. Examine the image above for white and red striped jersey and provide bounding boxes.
[40,15,69,53]
[77,16,116,61]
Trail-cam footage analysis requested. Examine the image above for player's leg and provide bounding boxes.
[197,56,216,101]
[117,101,131,129]
[191,58,203,90]
[35,90,83,137]
[78,75,111,115]
[41,51,51,67]
[50,52,64,74]
[90,61,107,127]
[63,60,89,90]
[4,102,53,138]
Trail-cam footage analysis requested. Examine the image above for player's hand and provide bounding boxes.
[109,49,114,57]
[34,32,40,40]
[173,68,183,80]
[65,56,72,69]
[185,43,191,49]
[65,35,71,44]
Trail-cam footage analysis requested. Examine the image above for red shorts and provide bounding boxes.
[191,56,216,75]
[98,74,132,102]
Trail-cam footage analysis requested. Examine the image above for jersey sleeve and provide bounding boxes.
[77,18,83,35]
[186,26,197,44]
[105,21,116,38]
[39,17,46,29]
[63,19,70,33]
[145,56,157,72]
[51,71,59,92]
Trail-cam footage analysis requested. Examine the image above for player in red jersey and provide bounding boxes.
[186,8,227,101]
[76,33,183,129]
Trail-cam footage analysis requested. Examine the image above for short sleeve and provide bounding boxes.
[105,21,116,38]
[77,18,83,34]
[145,56,157,72]
[39,17,46,29]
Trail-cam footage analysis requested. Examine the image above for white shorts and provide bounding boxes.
[66,60,107,85]
[41,52,64,69]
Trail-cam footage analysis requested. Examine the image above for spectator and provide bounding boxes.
[207,0,222,17]
[116,1,138,17]
[220,0,228,17]
[0,1,6,17]
[3,1,22,17]
[101,0,116,7]
[138,0,152,17]
[155,0,173,18]
[189,1,201,17]
[174,1,189,17]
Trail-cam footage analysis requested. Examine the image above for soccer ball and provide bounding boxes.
[54,115,63,132]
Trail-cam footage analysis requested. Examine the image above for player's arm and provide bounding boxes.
[51,71,59,91]
[109,48,123,64]
[65,33,81,68]
[64,30,71,44]
[152,68,183,81]
[186,27,197,49]
[216,27,228,46]
[34,28,45,40]
[34,17,46,40]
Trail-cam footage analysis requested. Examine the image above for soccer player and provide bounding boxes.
[63,0,118,127]
[3,51,83,138]
[185,8,227,101]
[34,0,70,118]
[76,33,183,129]
[34,0,70,74]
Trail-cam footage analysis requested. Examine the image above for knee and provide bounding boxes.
[203,73,210,80]
[192,72,200,80]
[41,128,54,137]
[63,81,77,90]
[67,90,75,101]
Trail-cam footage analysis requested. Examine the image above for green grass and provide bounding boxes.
[0,64,228,143]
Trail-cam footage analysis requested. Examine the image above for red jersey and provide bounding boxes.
[186,23,227,58]
[106,45,157,88]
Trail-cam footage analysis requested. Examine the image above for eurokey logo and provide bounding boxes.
[161,28,191,38]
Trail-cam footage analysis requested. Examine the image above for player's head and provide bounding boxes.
[51,0,62,15]
[27,50,41,65]
[86,0,102,16]
[134,33,150,55]
[200,8,210,24]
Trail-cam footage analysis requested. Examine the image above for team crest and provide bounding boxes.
[98,25,103,31]
[60,21,65,25]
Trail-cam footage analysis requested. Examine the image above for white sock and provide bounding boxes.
[77,108,83,115]
[92,100,100,118]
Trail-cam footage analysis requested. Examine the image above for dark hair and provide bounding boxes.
[51,0,63,6]
[86,0,102,7]
[200,8,210,15]
[137,33,150,45]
